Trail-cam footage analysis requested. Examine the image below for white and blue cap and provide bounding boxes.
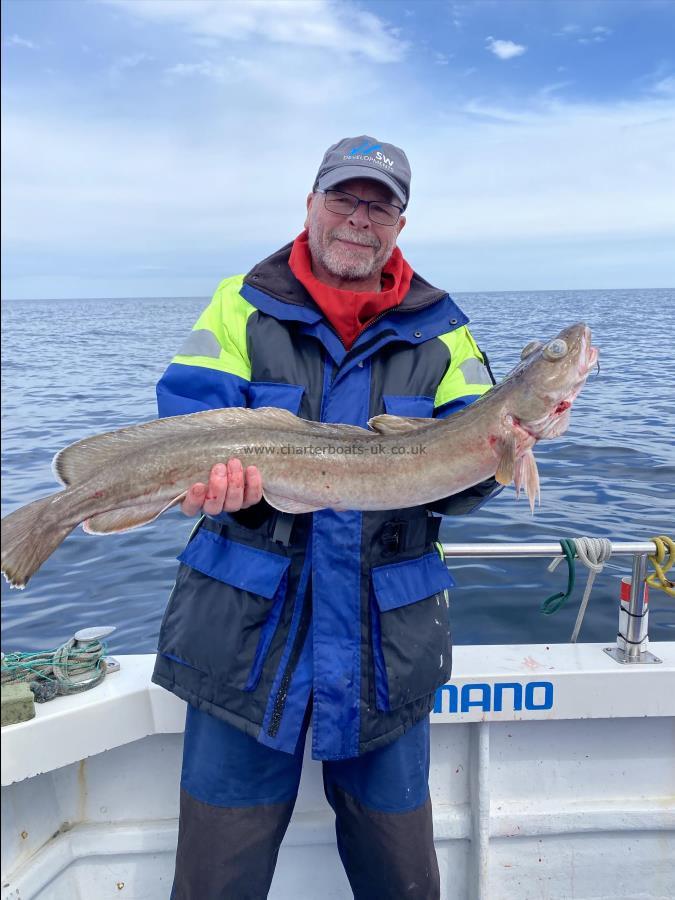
[313,136,411,210]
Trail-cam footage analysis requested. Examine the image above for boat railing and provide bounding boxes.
[440,540,662,666]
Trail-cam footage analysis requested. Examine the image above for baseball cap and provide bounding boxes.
[313,136,411,209]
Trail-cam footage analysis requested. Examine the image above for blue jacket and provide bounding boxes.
[152,242,500,760]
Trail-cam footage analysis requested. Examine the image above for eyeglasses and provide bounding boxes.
[317,189,403,226]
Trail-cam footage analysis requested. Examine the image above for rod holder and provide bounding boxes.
[604,554,662,665]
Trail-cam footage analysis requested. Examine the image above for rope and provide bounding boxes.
[647,536,675,597]
[541,538,576,615]
[1,638,108,701]
[569,537,613,642]
[541,537,613,639]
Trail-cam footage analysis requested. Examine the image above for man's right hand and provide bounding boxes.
[181,459,263,517]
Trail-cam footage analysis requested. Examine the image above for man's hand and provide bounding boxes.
[181,459,263,517]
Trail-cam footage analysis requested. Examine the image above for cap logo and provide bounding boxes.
[345,141,395,171]
[349,141,381,157]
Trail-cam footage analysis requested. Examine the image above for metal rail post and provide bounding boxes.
[604,552,662,665]
[438,540,662,666]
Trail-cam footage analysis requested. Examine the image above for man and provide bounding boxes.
[154,136,500,899]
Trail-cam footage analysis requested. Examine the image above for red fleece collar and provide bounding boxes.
[288,231,413,350]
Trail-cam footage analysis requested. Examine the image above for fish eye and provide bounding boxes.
[543,339,568,360]
[520,340,543,360]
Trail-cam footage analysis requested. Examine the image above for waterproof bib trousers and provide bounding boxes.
[170,705,440,900]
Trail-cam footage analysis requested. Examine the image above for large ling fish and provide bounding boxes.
[1,323,598,589]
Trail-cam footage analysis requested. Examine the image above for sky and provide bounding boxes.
[2,0,674,299]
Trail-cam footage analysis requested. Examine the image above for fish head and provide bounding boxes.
[504,322,598,442]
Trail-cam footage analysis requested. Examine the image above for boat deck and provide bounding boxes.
[2,644,675,899]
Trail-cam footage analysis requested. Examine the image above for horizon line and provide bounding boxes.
[2,285,673,302]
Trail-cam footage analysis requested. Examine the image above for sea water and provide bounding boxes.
[1,289,673,654]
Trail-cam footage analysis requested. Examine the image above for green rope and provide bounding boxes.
[541,538,577,615]
[1,639,108,700]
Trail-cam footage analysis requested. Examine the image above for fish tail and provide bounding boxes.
[1,494,76,589]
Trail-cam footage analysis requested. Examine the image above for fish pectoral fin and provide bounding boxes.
[495,435,518,485]
[367,414,436,435]
[514,449,541,515]
[262,488,324,514]
[82,492,187,534]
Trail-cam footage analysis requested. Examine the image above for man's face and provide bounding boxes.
[304,177,406,283]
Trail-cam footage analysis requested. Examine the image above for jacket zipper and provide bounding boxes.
[267,590,312,738]
[266,295,453,738]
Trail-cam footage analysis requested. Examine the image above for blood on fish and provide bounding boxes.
[555,400,571,414]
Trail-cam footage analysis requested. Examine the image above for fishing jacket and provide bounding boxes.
[152,241,500,760]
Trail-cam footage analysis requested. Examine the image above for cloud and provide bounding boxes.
[449,2,467,30]
[555,23,612,44]
[653,75,675,96]
[4,85,674,267]
[537,80,574,99]
[486,37,526,60]
[103,0,407,63]
[555,24,580,37]
[109,52,152,81]
[5,34,38,50]
[406,94,675,246]
[3,0,675,297]
[164,60,232,85]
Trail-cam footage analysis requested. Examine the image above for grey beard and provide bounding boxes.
[308,229,391,281]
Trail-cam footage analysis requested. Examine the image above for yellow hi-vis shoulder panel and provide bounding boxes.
[434,326,493,409]
[172,275,255,381]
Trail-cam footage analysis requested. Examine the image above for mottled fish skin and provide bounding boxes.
[1,323,597,588]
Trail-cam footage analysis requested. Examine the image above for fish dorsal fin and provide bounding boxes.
[51,407,306,487]
[367,414,436,435]
[252,409,371,439]
[52,406,371,488]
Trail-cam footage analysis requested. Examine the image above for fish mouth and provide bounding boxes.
[579,326,599,377]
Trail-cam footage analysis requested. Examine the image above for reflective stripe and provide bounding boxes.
[171,275,255,381]
[178,329,222,359]
[434,325,493,409]
[459,357,492,386]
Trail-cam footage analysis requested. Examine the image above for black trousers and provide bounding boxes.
[170,706,440,900]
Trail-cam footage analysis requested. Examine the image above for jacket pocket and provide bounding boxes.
[159,529,291,691]
[370,551,454,711]
[383,394,435,418]
[248,381,305,414]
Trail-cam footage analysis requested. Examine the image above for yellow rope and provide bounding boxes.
[646,536,675,597]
